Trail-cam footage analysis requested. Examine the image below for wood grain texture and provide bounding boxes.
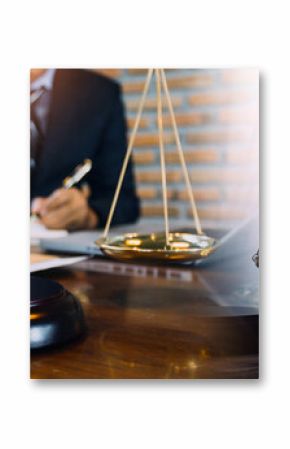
[31,226,259,379]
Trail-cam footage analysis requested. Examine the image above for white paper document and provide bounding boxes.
[31,219,68,245]
[30,253,88,273]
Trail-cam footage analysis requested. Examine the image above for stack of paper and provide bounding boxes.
[31,219,68,245]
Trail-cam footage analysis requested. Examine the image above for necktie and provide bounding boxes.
[30,86,50,171]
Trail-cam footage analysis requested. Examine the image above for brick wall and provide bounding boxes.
[97,68,259,229]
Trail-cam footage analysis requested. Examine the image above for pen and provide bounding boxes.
[31,158,92,219]
[62,158,92,189]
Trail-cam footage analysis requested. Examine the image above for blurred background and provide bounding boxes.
[95,68,258,229]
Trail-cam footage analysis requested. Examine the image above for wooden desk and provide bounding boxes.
[31,225,259,379]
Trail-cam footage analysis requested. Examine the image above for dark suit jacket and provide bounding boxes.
[31,69,139,227]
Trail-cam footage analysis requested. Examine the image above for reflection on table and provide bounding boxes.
[31,220,259,379]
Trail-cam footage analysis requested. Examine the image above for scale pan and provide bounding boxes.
[99,232,216,262]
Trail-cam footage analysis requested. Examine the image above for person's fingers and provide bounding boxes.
[38,188,90,230]
[42,205,87,230]
[44,188,71,213]
[81,183,91,199]
[41,205,72,229]
[31,197,48,215]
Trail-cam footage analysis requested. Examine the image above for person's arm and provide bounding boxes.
[32,81,139,231]
[87,84,140,228]
[31,187,98,230]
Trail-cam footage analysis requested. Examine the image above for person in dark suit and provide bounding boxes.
[31,69,139,230]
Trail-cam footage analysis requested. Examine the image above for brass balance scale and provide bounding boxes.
[98,68,216,262]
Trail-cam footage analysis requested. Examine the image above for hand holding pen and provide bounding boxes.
[31,159,98,230]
